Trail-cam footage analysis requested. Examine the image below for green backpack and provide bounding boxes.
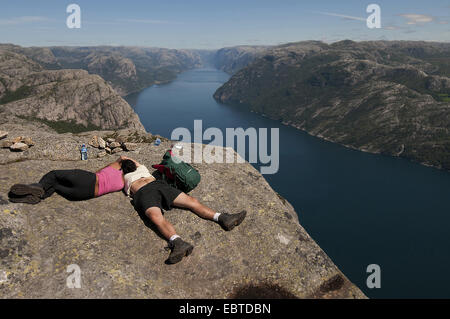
[152,150,201,193]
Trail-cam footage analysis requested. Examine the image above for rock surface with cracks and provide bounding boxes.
[0,122,365,298]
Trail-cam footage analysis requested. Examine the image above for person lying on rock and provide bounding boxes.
[8,156,127,204]
[120,156,247,264]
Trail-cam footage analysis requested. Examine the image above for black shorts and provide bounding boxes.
[132,180,182,213]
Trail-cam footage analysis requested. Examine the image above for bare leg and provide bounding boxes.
[145,207,177,240]
[172,193,215,220]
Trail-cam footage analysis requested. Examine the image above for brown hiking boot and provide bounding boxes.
[166,238,194,264]
[218,210,247,231]
[10,183,44,198]
[8,192,41,205]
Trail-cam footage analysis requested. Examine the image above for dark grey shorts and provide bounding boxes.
[133,180,182,213]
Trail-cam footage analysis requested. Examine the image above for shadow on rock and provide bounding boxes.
[229,282,299,299]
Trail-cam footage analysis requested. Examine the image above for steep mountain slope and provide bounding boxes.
[0,49,144,132]
[214,40,450,170]
[214,45,269,74]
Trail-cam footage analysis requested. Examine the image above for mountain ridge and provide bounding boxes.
[0,44,213,96]
[214,40,450,171]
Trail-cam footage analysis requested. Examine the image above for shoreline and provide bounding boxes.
[248,109,449,174]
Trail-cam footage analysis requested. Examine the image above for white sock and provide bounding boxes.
[213,213,221,222]
[169,234,180,242]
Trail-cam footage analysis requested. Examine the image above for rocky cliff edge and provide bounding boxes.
[0,122,365,298]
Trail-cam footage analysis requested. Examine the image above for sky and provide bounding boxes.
[0,0,449,49]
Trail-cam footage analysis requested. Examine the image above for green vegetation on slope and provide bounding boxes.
[18,116,102,134]
[0,86,32,104]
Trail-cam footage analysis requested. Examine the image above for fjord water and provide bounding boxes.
[126,68,450,298]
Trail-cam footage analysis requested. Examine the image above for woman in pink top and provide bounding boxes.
[94,157,125,197]
[8,156,126,204]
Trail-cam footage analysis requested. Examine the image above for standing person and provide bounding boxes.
[120,156,247,265]
[8,156,128,204]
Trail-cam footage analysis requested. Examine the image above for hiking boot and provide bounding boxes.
[166,238,194,264]
[218,210,247,231]
[10,183,44,198]
[8,192,41,205]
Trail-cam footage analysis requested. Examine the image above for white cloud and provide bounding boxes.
[399,14,434,25]
[314,11,366,22]
[0,16,49,26]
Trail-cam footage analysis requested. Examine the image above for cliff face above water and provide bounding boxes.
[214,40,450,170]
[0,49,144,132]
[0,120,365,298]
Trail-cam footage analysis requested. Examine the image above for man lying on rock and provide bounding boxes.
[119,156,246,264]
[8,155,247,264]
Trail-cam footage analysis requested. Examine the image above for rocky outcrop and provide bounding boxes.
[214,40,450,170]
[1,135,34,152]
[0,122,365,298]
[0,49,145,132]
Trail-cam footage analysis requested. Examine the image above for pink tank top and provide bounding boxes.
[96,166,124,196]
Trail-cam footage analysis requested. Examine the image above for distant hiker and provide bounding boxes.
[121,156,247,264]
[8,156,127,204]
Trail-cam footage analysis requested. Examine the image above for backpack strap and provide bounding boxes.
[151,164,175,180]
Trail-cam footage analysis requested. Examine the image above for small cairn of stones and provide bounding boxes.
[89,135,138,158]
[0,131,34,152]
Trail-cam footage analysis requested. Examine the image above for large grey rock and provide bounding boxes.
[98,137,106,149]
[21,137,34,146]
[89,136,100,148]
[109,142,121,149]
[9,142,28,152]
[0,122,365,299]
